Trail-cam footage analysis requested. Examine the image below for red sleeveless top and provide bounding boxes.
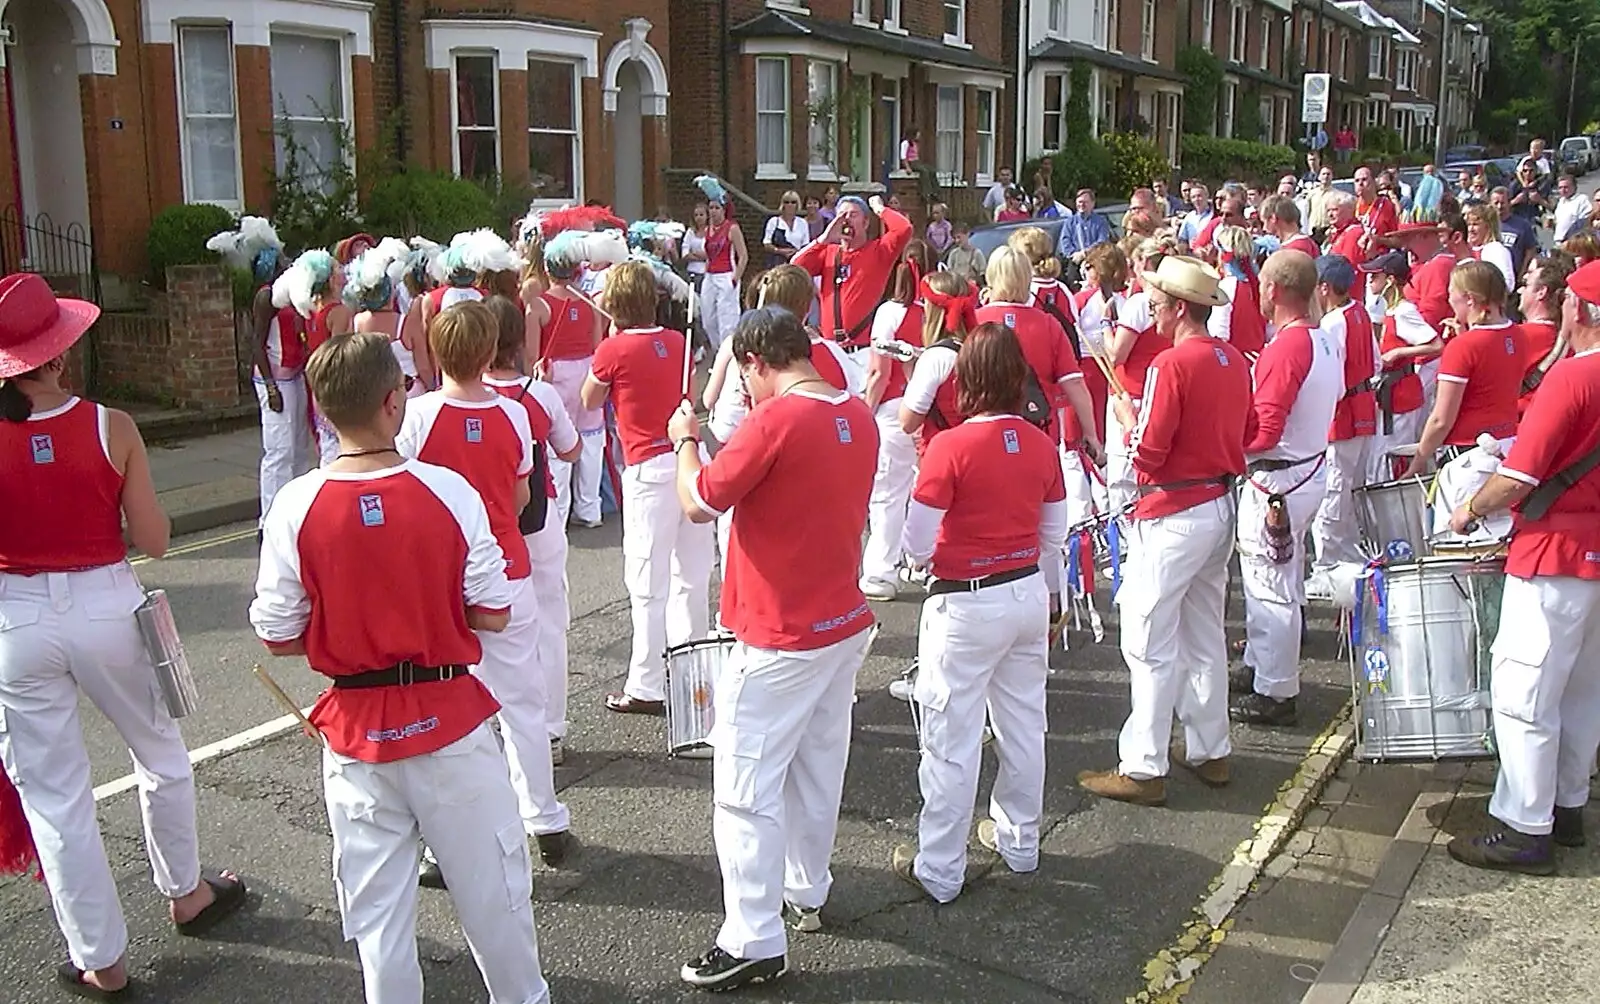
[705,221,736,274]
[0,398,126,573]
[305,302,340,358]
[538,292,599,360]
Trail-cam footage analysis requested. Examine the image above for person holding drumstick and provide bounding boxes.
[0,274,247,997]
[665,307,878,990]
[1442,258,1600,874]
[1403,260,1527,476]
[1104,238,1178,511]
[583,261,715,716]
[891,322,1066,901]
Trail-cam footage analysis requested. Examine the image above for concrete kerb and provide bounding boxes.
[169,497,260,539]
[1127,703,1358,1004]
[1298,763,1470,1004]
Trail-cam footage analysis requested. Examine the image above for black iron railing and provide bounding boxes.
[0,206,101,304]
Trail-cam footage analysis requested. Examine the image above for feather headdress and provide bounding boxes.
[626,220,687,250]
[435,229,522,285]
[205,216,284,282]
[344,238,410,312]
[630,249,691,303]
[272,249,337,319]
[536,205,627,241]
[694,175,730,205]
[543,229,630,276]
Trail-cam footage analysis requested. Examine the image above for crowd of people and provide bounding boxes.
[1,141,1598,1003]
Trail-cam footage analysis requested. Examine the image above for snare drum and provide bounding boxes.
[664,635,733,758]
[1353,476,1431,563]
[1350,556,1503,761]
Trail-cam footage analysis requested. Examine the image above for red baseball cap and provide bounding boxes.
[1569,259,1600,308]
[0,273,100,379]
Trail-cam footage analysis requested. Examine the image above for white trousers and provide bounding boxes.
[1238,463,1327,700]
[1060,442,1107,528]
[1312,437,1372,570]
[1488,575,1600,836]
[1115,497,1236,778]
[524,523,570,740]
[254,374,314,525]
[0,564,201,971]
[1368,408,1424,483]
[701,272,741,353]
[913,574,1050,902]
[473,579,569,835]
[548,358,604,526]
[860,400,919,586]
[1103,396,1140,513]
[712,627,873,961]
[620,455,715,702]
[323,724,549,1004]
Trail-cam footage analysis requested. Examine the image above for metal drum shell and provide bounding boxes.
[134,589,200,719]
[664,635,733,758]
[1354,476,1432,563]
[1351,556,1503,761]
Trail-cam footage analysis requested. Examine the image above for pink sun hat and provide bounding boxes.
[0,273,100,379]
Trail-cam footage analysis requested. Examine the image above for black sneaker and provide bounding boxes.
[1230,691,1298,726]
[680,946,786,990]
[1447,826,1555,875]
[537,830,576,868]
[1554,806,1587,848]
[418,856,446,890]
[1228,663,1256,694]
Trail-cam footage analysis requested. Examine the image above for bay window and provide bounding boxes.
[453,54,499,181]
[527,58,580,201]
[935,84,962,182]
[270,32,348,194]
[755,56,791,176]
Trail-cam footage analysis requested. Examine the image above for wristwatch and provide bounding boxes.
[675,436,698,453]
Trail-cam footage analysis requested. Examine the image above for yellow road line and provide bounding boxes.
[131,527,257,565]
[1127,702,1357,1003]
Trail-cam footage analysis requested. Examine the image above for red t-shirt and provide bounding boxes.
[0,398,125,574]
[1436,320,1525,444]
[1404,252,1457,332]
[1517,318,1560,415]
[538,291,599,360]
[250,461,509,763]
[589,326,687,464]
[809,338,850,391]
[1328,223,1366,265]
[694,390,879,649]
[1325,300,1379,441]
[912,415,1066,580]
[1358,196,1399,244]
[1132,337,1256,519]
[1282,234,1320,258]
[1499,349,1600,579]
[1113,293,1172,401]
[1377,312,1426,416]
[305,302,339,357]
[396,392,535,580]
[705,220,737,274]
[976,301,1083,442]
[486,376,557,501]
[875,302,923,402]
[792,209,914,346]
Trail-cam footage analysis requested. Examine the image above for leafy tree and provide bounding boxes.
[1177,46,1222,136]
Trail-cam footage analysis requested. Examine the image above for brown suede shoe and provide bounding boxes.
[1177,756,1231,788]
[1076,769,1167,806]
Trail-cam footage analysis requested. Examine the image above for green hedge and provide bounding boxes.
[1180,136,1298,185]
[146,203,236,289]
[1101,132,1172,198]
[360,170,497,244]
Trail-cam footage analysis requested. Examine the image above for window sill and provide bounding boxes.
[852,16,878,28]
[974,175,994,188]
[881,23,908,35]
[942,36,972,50]
[755,167,798,181]
[807,167,840,182]
[766,1,810,11]
[888,169,916,179]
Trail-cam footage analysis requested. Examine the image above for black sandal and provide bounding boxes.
[604,692,666,716]
[55,963,128,1000]
[174,872,248,937]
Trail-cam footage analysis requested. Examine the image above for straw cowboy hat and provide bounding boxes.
[1376,220,1444,246]
[1140,255,1230,307]
[0,273,100,380]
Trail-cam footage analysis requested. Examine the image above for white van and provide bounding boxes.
[1559,136,1598,172]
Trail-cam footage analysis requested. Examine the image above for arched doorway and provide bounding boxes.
[6,0,92,240]
[613,61,644,220]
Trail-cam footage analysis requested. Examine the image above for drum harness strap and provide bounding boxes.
[830,245,882,351]
[332,662,472,689]
[1520,439,1600,521]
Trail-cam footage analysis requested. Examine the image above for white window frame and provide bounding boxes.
[176,23,243,209]
[882,0,904,32]
[1162,92,1180,165]
[1339,32,1349,80]
[1047,0,1065,37]
[1229,1,1246,64]
[1221,78,1236,138]
[806,59,838,180]
[1299,15,1310,63]
[942,0,967,46]
[451,51,500,181]
[269,30,354,194]
[1105,0,1120,52]
[935,83,963,184]
[1041,70,1068,151]
[1257,94,1272,142]
[852,0,874,26]
[525,57,582,203]
[974,87,995,184]
[883,78,907,177]
[1201,0,1215,52]
[1258,12,1270,70]
[1369,36,1384,78]
[1141,0,1156,60]
[754,55,792,179]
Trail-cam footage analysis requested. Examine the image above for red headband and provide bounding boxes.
[920,276,978,334]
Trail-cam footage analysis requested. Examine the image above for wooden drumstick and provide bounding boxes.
[252,664,322,743]
[568,285,615,326]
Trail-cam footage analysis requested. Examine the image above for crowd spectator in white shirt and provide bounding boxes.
[1552,174,1593,242]
[762,191,810,268]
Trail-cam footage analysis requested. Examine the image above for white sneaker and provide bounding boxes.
[572,516,603,529]
[860,577,898,601]
[888,677,915,702]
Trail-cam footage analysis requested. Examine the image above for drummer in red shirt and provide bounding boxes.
[0,275,246,997]
[1516,252,1574,414]
[793,194,913,373]
[1353,165,1399,257]
[892,323,1066,903]
[251,333,551,1002]
[1382,220,1457,336]
[1078,257,1256,806]
[1442,258,1600,874]
[1404,260,1527,476]
[664,307,878,991]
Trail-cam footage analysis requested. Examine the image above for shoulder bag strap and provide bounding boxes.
[1521,439,1600,521]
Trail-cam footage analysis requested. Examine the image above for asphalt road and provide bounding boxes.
[0,520,1353,1003]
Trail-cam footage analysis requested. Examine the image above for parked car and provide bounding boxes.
[1443,144,1487,163]
[1559,136,1598,172]
[1443,159,1510,189]
[968,204,1130,261]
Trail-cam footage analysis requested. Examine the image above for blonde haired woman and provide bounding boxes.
[1403,260,1526,476]
[1007,227,1073,320]
[762,190,809,268]
[899,271,980,453]
[1205,226,1267,358]
[1464,203,1516,293]
[1102,239,1175,509]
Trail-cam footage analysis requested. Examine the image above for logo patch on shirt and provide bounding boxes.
[835,416,853,444]
[1003,428,1021,454]
[359,494,385,527]
[1213,346,1231,366]
[29,434,54,464]
[1003,311,1017,329]
[1504,336,1516,356]
[839,263,852,281]
[465,417,483,443]
[652,338,668,359]
[568,306,579,322]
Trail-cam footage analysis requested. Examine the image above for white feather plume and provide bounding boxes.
[544,230,630,271]
[205,215,283,273]
[457,228,523,276]
[271,249,335,318]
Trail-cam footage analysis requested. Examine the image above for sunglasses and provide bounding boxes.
[782,198,799,205]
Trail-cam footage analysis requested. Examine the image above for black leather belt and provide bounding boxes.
[331,662,472,690]
[839,342,869,354]
[928,564,1039,596]
[1248,453,1323,474]
[1138,474,1236,496]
